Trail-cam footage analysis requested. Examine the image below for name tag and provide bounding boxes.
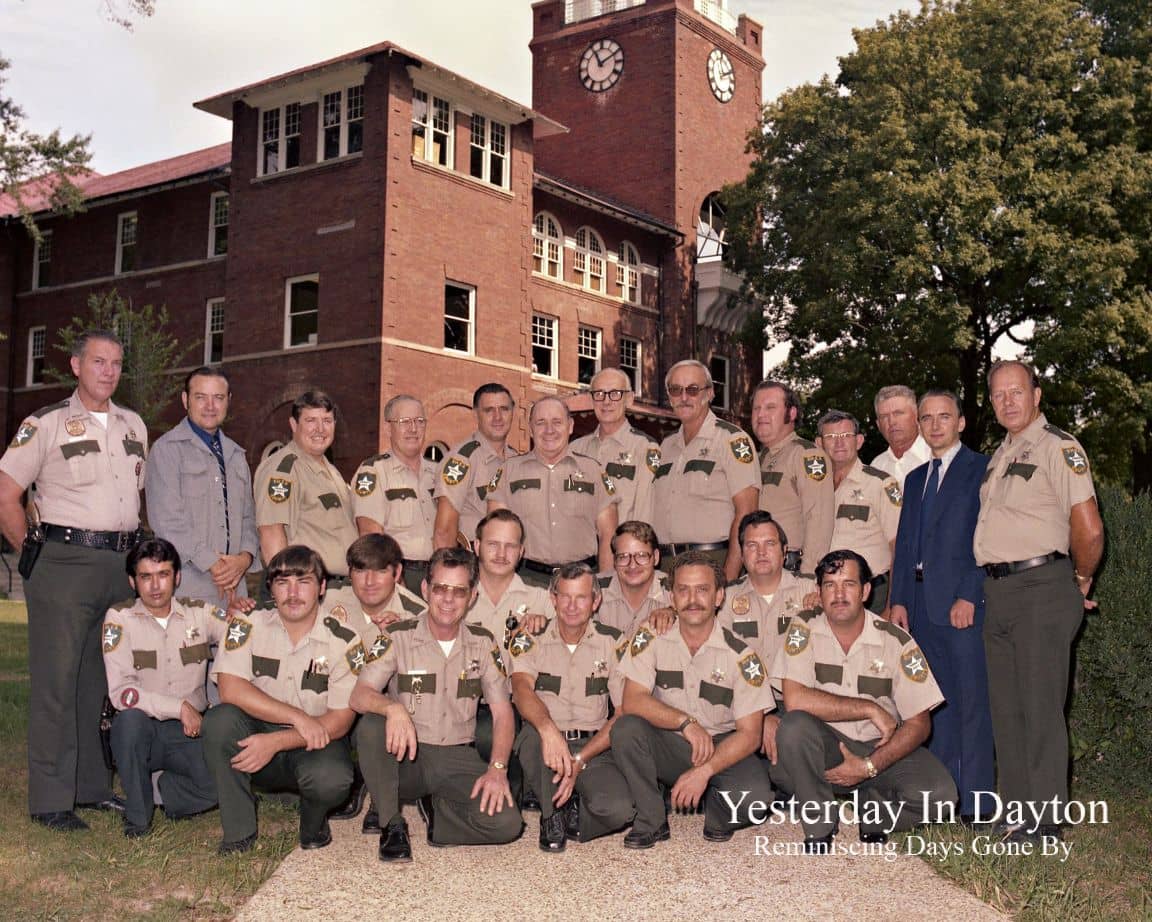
[132,649,157,670]
[585,676,609,697]
[836,504,870,522]
[534,673,562,694]
[655,669,684,690]
[699,680,733,707]
[61,440,101,460]
[398,672,438,694]
[252,655,280,678]
[457,677,482,699]
[180,642,210,666]
[814,662,844,686]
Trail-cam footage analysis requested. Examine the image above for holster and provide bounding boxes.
[783,549,803,574]
[17,524,45,580]
[99,696,117,771]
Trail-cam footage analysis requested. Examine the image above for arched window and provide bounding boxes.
[698,192,727,261]
[574,226,606,293]
[533,212,563,279]
[617,240,640,304]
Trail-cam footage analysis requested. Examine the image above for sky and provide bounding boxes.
[2,0,913,176]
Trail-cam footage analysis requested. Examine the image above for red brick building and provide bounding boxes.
[0,0,764,475]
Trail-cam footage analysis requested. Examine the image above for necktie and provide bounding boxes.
[918,458,942,557]
[209,436,231,553]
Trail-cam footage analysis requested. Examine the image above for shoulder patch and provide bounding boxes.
[225,617,253,651]
[739,651,766,687]
[861,465,890,480]
[275,452,298,474]
[615,638,629,661]
[9,421,37,448]
[1062,446,1089,475]
[721,626,749,654]
[466,622,496,640]
[900,646,930,683]
[872,617,912,645]
[884,481,903,506]
[1044,423,1075,441]
[715,419,740,434]
[387,618,420,634]
[32,399,70,419]
[629,626,654,657]
[457,439,481,458]
[601,470,616,495]
[367,632,392,661]
[491,646,507,677]
[645,446,661,475]
[487,468,503,492]
[508,630,534,657]
[102,623,123,653]
[803,455,828,481]
[783,619,810,655]
[267,477,292,503]
[354,471,377,496]
[729,435,755,464]
[594,621,623,640]
[442,456,469,486]
[325,616,357,642]
[346,641,367,675]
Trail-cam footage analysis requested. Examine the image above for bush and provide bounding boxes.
[1068,484,1152,788]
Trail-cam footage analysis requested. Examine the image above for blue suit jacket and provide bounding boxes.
[890,444,989,626]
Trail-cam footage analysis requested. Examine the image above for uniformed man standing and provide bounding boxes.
[433,383,518,551]
[596,521,669,635]
[772,550,957,853]
[0,330,145,831]
[611,551,775,847]
[487,397,618,585]
[145,366,259,602]
[253,390,357,578]
[571,368,660,526]
[751,380,833,575]
[870,385,932,489]
[652,360,759,582]
[353,395,438,594]
[818,410,902,612]
[511,563,634,851]
[202,546,361,853]
[103,538,251,837]
[351,548,523,861]
[974,360,1104,842]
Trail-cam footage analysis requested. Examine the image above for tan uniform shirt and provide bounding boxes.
[508,618,625,731]
[773,611,944,743]
[323,583,427,646]
[434,433,515,544]
[653,412,759,544]
[1,390,146,530]
[487,449,616,565]
[830,459,902,576]
[973,414,1096,565]
[759,432,834,568]
[211,606,364,715]
[352,452,438,561]
[253,443,358,577]
[571,425,660,525]
[102,597,229,719]
[356,617,509,746]
[617,619,775,735]
[595,574,669,636]
[467,574,554,669]
[717,571,817,679]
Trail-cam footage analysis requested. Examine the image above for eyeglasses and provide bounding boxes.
[667,383,712,398]
[819,431,857,442]
[591,388,630,402]
[614,552,654,565]
[388,416,428,428]
[429,582,471,599]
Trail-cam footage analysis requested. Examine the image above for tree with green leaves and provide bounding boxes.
[48,290,194,432]
[726,0,1152,486]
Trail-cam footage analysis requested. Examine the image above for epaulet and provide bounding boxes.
[715,419,741,434]
[457,440,480,458]
[324,616,357,643]
[1044,423,1075,441]
[861,465,891,480]
[466,622,496,640]
[571,450,595,462]
[795,608,818,622]
[721,626,749,654]
[386,618,420,633]
[594,621,623,640]
[725,575,749,589]
[109,597,135,613]
[361,452,391,465]
[597,574,612,589]
[276,452,298,474]
[32,399,70,419]
[177,596,226,620]
[400,593,426,615]
[657,575,670,591]
[872,617,912,645]
[253,599,277,612]
[796,437,817,449]
[629,426,656,443]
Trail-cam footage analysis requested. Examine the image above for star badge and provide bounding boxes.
[739,652,765,687]
[355,472,377,496]
[268,478,291,503]
[442,458,468,486]
[102,624,123,652]
[803,455,827,481]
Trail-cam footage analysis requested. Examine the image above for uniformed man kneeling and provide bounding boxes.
[202,546,362,854]
[612,550,775,847]
[351,547,522,862]
[771,550,957,853]
[511,563,635,852]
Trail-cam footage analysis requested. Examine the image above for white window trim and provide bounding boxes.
[710,355,731,411]
[620,335,642,399]
[318,84,365,162]
[577,325,602,383]
[531,313,558,379]
[32,230,52,290]
[115,211,137,276]
[207,192,228,258]
[573,226,606,293]
[467,113,510,189]
[204,297,225,364]
[283,273,320,349]
[411,87,455,168]
[258,102,301,177]
[617,240,640,304]
[444,281,476,355]
[27,325,46,387]
[533,211,563,280]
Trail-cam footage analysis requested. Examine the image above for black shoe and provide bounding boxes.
[563,794,581,841]
[859,829,888,844]
[77,795,126,814]
[300,820,332,850]
[217,832,258,855]
[623,823,671,849]
[803,832,834,855]
[521,788,541,812]
[703,824,735,842]
[539,811,567,852]
[379,819,412,862]
[31,811,89,832]
[362,804,381,835]
[330,775,367,820]
[123,822,151,839]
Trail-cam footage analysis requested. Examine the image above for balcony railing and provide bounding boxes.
[694,0,736,34]
[564,0,646,25]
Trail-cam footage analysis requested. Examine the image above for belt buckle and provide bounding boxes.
[563,729,582,741]
[115,531,135,553]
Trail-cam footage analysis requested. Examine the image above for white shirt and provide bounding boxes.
[870,434,931,489]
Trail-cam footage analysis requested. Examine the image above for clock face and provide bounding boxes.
[580,38,624,93]
[707,48,735,103]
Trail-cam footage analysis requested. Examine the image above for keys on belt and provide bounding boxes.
[43,523,141,552]
[983,551,1066,579]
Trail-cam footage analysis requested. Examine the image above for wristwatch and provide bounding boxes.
[490,760,507,771]
[676,716,698,733]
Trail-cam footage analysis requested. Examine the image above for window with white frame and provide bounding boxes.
[321,84,364,161]
[617,240,639,304]
[469,114,508,188]
[27,326,46,386]
[205,298,225,364]
[411,89,452,167]
[620,336,641,397]
[532,212,562,279]
[444,282,475,354]
[116,212,137,274]
[32,230,52,289]
[284,275,319,348]
[698,192,727,261]
[208,192,229,257]
[577,326,601,385]
[531,314,557,378]
[709,355,730,411]
[573,226,605,292]
[261,102,302,176]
